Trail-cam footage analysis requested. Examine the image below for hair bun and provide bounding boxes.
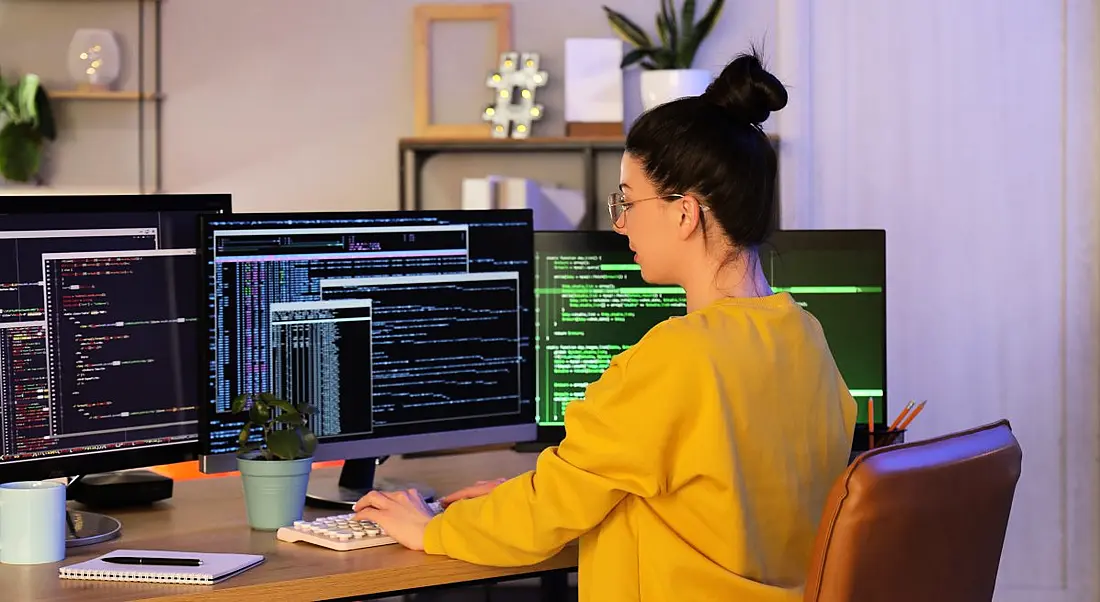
[701,50,788,125]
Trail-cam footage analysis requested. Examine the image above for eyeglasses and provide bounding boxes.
[607,192,685,226]
[607,193,708,228]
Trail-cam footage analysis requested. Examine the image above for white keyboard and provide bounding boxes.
[276,502,443,551]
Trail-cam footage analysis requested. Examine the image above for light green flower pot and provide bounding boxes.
[237,455,313,531]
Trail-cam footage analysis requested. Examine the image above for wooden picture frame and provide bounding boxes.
[412,3,513,138]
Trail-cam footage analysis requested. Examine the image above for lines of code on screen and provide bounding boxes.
[42,250,198,446]
[0,215,205,465]
[211,227,469,412]
[320,273,521,427]
[535,254,685,424]
[269,300,374,438]
[535,235,887,427]
[205,216,532,455]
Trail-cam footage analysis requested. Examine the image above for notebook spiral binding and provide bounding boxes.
[59,568,216,584]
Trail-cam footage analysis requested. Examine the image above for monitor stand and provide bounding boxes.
[305,457,436,510]
[65,509,122,548]
[63,470,173,547]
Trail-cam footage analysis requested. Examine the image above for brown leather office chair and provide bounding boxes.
[803,419,1022,602]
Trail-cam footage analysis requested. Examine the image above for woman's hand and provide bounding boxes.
[352,489,434,551]
[439,477,507,508]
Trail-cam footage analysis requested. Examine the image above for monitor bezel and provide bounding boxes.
[532,228,888,444]
[196,209,537,474]
[0,193,233,483]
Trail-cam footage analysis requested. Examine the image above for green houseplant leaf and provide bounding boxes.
[0,122,42,182]
[604,0,724,70]
[266,429,303,461]
[621,47,655,68]
[681,0,725,67]
[602,6,653,49]
[659,0,679,65]
[679,0,697,48]
[34,85,56,141]
[0,71,55,183]
[234,391,318,461]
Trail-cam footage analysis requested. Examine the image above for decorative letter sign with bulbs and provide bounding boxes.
[483,52,548,139]
[67,29,121,91]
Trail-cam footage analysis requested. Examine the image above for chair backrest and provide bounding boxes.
[803,419,1023,602]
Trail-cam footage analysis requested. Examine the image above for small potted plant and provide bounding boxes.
[233,392,318,531]
[0,70,57,184]
[603,0,725,110]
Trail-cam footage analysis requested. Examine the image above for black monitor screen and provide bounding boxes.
[534,229,886,439]
[200,210,535,457]
[0,194,231,481]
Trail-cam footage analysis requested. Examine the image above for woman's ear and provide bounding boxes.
[676,195,704,239]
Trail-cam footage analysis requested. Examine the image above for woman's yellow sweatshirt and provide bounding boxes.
[423,292,858,601]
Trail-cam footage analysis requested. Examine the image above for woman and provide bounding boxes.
[354,51,857,602]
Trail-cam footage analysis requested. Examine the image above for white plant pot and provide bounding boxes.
[639,68,712,111]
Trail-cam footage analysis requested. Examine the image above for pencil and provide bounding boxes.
[868,398,875,448]
[896,400,927,431]
[888,400,915,431]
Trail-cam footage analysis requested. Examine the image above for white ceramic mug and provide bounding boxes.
[0,481,67,564]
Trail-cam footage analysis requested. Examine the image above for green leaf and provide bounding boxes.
[257,392,276,403]
[267,429,302,461]
[0,86,19,125]
[231,394,249,414]
[267,396,298,416]
[33,85,55,141]
[237,424,251,446]
[299,428,318,457]
[621,47,654,69]
[661,0,678,52]
[14,75,37,125]
[651,48,678,69]
[683,0,724,67]
[248,400,270,424]
[680,0,697,42]
[655,13,670,48]
[602,6,653,48]
[0,122,42,182]
[297,403,318,415]
[275,411,305,425]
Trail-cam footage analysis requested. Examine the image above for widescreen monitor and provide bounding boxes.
[531,229,886,446]
[197,209,535,507]
[0,194,232,483]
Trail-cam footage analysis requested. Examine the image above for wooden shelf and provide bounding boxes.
[50,90,161,101]
[0,186,162,195]
[398,136,627,227]
[399,136,624,152]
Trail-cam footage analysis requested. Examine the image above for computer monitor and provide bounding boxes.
[0,193,232,543]
[197,209,535,507]
[528,229,886,447]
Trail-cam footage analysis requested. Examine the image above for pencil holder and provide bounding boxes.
[850,424,907,453]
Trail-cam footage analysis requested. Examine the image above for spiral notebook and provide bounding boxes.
[59,549,264,585]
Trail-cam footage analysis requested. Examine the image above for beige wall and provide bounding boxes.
[0,0,775,211]
[156,0,775,213]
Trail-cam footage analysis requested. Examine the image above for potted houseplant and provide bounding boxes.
[603,0,725,110]
[233,392,318,531]
[0,71,56,184]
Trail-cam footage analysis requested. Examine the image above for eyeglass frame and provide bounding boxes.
[606,191,709,227]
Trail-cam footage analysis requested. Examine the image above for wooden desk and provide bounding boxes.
[2,450,578,602]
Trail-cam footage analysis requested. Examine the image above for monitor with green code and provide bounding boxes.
[527,229,886,447]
